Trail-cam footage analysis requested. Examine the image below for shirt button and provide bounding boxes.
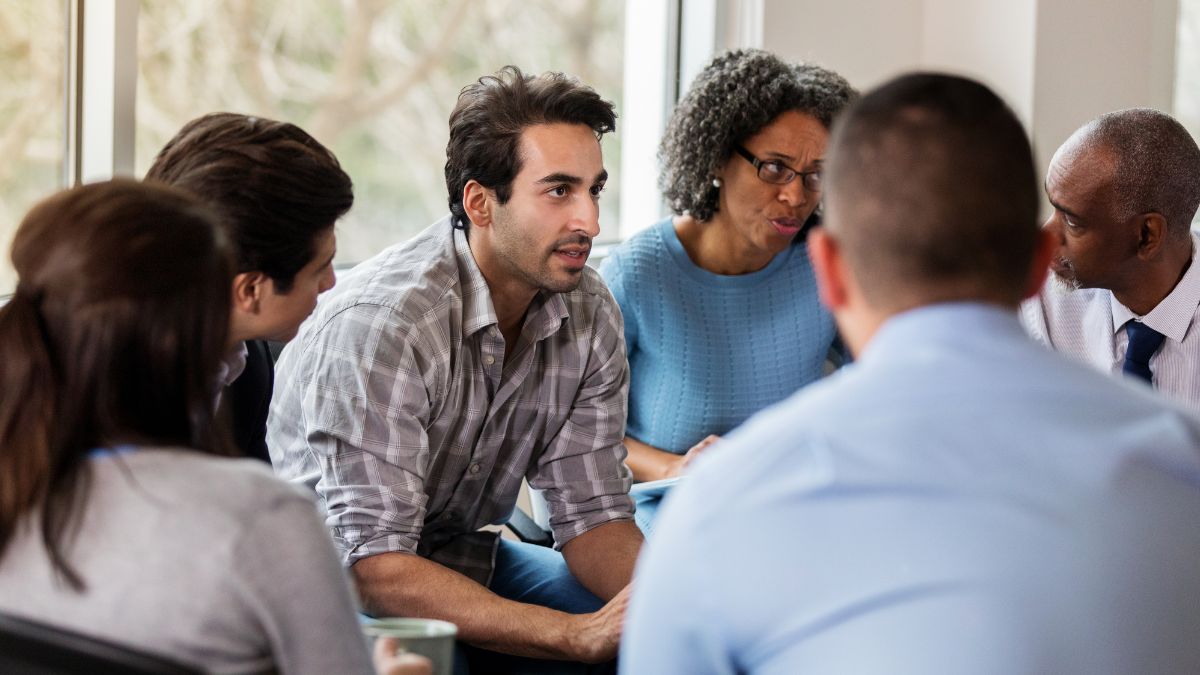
[469,463,482,475]
[484,355,495,365]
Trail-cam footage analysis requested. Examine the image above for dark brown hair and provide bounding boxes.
[444,66,616,230]
[0,179,234,589]
[145,112,353,292]
[825,73,1039,308]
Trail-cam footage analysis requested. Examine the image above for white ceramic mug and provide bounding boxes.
[363,617,457,675]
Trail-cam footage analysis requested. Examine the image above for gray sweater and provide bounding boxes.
[0,448,374,675]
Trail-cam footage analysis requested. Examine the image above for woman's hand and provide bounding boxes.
[625,434,722,481]
[666,434,721,478]
[372,637,433,675]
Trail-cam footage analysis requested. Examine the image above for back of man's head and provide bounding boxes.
[824,73,1039,311]
[1070,108,1200,238]
[145,112,353,293]
[444,66,617,230]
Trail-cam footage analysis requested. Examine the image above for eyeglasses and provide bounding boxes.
[734,145,823,192]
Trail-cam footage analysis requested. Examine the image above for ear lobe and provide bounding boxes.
[809,228,849,311]
[1023,228,1057,300]
[462,180,494,229]
[231,271,266,314]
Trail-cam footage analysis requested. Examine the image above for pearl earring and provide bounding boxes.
[712,177,722,188]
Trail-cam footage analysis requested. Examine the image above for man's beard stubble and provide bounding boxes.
[1049,256,1081,293]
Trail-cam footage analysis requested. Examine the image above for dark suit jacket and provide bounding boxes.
[222,340,274,463]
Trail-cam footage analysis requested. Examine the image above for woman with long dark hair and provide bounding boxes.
[0,180,425,674]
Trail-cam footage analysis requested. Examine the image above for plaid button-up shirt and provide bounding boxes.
[267,217,634,584]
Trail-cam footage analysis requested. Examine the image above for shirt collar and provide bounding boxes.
[860,301,1024,367]
[452,226,571,342]
[217,342,249,387]
[526,291,571,343]
[1109,233,1200,343]
[454,227,500,337]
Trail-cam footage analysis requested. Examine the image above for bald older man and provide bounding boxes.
[1022,109,1200,411]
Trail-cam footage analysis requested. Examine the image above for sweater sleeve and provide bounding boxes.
[231,492,375,675]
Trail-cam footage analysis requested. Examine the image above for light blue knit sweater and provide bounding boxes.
[600,218,840,454]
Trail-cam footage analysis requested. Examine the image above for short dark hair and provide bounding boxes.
[825,73,1039,309]
[0,179,234,590]
[145,112,353,292]
[660,49,856,222]
[444,66,617,230]
[1081,108,1200,237]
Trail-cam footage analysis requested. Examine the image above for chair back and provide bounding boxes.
[0,612,200,675]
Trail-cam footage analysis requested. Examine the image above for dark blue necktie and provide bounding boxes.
[1122,321,1166,385]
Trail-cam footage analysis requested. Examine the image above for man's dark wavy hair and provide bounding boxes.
[444,66,617,230]
[146,113,353,292]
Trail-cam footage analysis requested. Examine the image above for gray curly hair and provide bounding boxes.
[1079,108,1200,237]
[660,49,856,222]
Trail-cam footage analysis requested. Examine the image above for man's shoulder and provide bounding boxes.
[1021,280,1113,345]
[312,220,462,331]
[1032,281,1111,319]
[678,374,849,510]
[572,264,615,301]
[111,450,315,522]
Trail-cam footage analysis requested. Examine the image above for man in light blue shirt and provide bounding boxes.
[621,74,1200,675]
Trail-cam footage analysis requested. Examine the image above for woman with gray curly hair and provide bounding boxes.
[599,49,855,531]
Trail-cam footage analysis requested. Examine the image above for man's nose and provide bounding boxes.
[572,196,601,238]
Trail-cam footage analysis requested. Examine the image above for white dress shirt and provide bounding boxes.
[1021,231,1200,413]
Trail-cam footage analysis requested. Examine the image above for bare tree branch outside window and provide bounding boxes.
[135,0,626,265]
[0,2,66,293]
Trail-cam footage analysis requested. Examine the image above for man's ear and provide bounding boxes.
[808,227,849,311]
[231,271,267,315]
[1135,212,1169,261]
[1023,228,1057,300]
[462,180,494,229]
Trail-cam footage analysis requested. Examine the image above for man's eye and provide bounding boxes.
[590,184,606,197]
[550,186,568,197]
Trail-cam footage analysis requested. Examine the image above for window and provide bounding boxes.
[1177,0,1200,219]
[136,0,629,265]
[0,2,67,294]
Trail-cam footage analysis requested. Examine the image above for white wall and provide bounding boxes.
[762,0,922,89]
[1031,0,1177,170]
[920,0,1036,126]
[760,0,1178,178]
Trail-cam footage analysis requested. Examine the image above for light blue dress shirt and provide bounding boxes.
[622,303,1200,675]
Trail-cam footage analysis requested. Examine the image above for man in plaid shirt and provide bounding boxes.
[269,66,642,672]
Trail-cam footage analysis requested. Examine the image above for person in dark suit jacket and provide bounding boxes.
[145,113,354,463]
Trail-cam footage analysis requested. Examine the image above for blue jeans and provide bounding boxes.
[453,539,613,675]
